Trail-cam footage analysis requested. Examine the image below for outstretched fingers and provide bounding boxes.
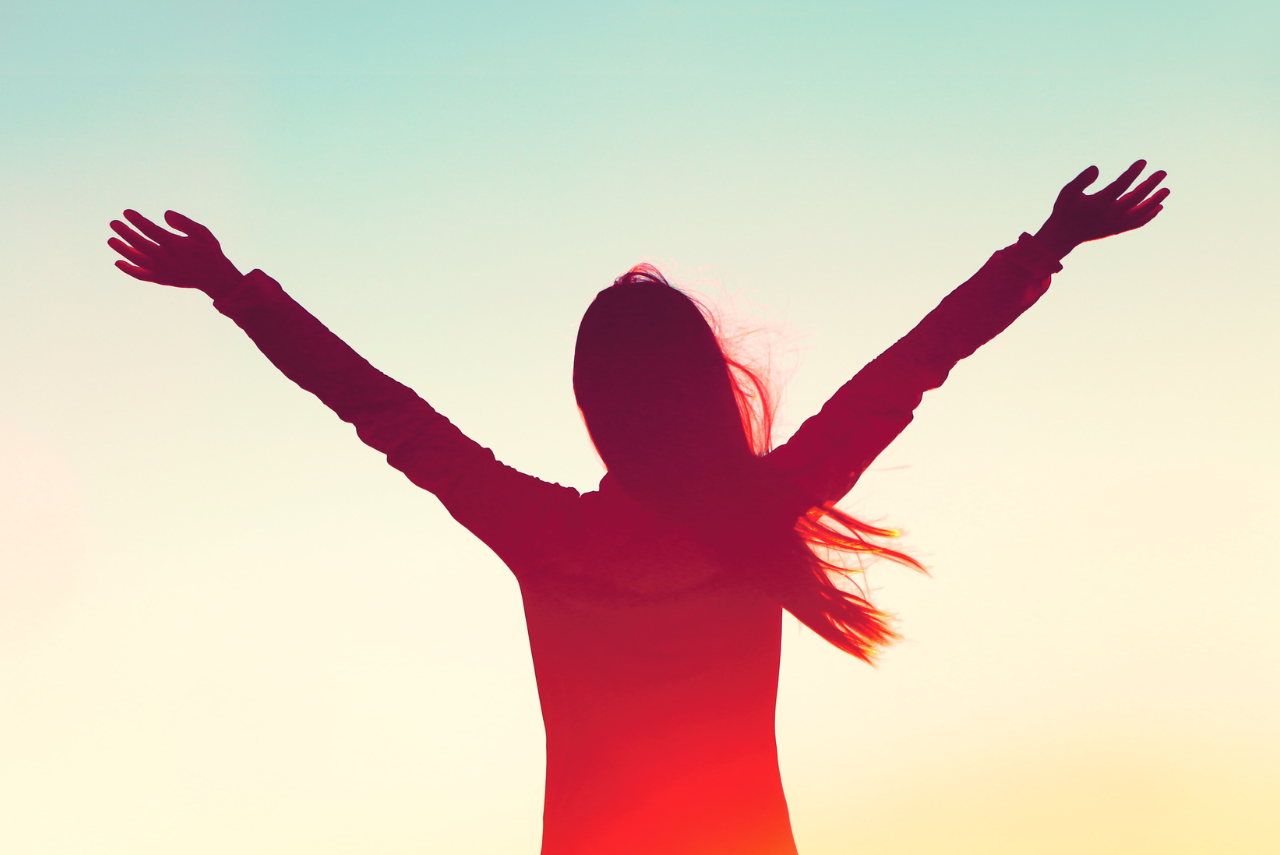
[114,259,162,283]
[1133,187,1170,217]
[109,218,164,256]
[123,209,180,247]
[1096,159,1147,202]
[1117,170,1167,210]
[108,236,152,267]
[1120,188,1169,232]
[1128,203,1164,231]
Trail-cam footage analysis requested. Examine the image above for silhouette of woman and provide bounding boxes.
[109,161,1167,855]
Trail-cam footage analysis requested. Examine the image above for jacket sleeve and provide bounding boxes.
[765,233,1063,508]
[211,269,581,574]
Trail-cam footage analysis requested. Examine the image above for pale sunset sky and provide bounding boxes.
[1,2,1277,853]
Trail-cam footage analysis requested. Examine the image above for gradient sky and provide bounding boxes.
[2,2,1277,853]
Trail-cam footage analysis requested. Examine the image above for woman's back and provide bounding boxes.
[524,475,796,855]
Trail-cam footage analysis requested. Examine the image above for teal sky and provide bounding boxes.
[2,2,1277,853]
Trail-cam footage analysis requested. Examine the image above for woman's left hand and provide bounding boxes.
[1034,160,1170,259]
[109,210,243,299]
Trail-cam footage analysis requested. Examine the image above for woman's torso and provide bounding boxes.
[520,479,798,855]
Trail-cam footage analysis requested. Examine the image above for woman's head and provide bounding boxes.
[575,264,923,662]
[573,265,752,506]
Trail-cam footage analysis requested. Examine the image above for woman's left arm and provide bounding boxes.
[108,209,582,574]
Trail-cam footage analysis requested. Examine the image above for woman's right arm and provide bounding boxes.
[108,210,581,570]
[766,161,1169,509]
[765,232,1064,509]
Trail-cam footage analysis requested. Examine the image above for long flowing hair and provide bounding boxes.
[574,264,924,662]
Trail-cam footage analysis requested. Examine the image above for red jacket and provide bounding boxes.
[212,234,1061,855]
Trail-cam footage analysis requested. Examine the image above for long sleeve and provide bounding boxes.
[211,269,582,575]
[766,233,1063,507]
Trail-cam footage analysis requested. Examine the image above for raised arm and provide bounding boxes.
[108,210,581,572]
[767,161,1169,507]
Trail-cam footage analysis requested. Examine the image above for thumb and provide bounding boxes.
[1064,165,1099,195]
[165,211,219,247]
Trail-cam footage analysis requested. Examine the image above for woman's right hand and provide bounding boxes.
[1033,161,1169,260]
[109,210,242,300]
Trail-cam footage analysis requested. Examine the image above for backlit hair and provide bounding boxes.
[574,264,923,661]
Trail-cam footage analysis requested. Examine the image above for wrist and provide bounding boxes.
[200,266,244,301]
[1032,221,1079,261]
